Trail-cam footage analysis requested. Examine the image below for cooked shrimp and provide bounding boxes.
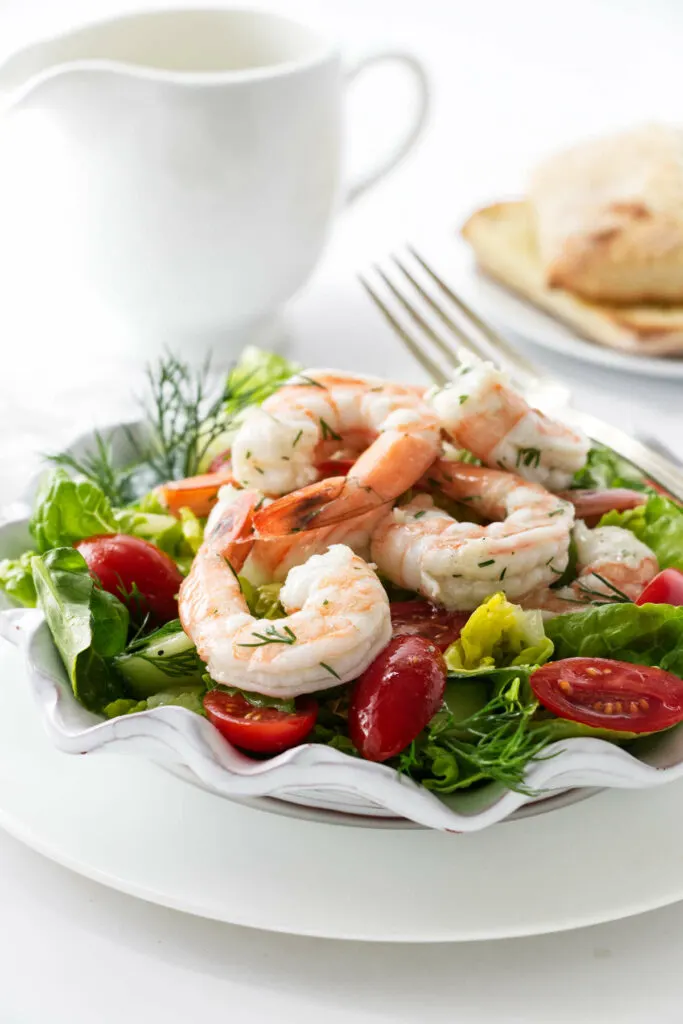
[156,467,237,517]
[522,522,658,614]
[558,488,647,526]
[369,466,575,610]
[233,370,441,528]
[429,363,590,490]
[179,492,391,698]
[204,483,388,585]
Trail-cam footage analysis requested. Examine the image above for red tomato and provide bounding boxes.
[349,636,447,761]
[203,691,318,754]
[530,657,683,733]
[390,600,468,651]
[316,458,355,479]
[636,568,683,607]
[76,534,183,625]
[208,449,232,473]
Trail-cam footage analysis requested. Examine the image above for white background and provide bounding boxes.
[1,0,683,1021]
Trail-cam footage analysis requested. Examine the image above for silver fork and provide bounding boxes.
[359,245,683,498]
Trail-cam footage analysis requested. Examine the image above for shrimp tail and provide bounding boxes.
[254,476,378,536]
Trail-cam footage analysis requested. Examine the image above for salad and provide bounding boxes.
[4,346,683,798]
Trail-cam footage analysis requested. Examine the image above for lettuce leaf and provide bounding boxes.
[0,550,38,607]
[31,547,129,710]
[103,688,206,719]
[239,579,284,620]
[444,593,553,673]
[30,470,118,552]
[599,495,683,571]
[545,601,683,678]
[572,446,648,491]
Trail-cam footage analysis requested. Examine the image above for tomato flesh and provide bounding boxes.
[390,600,468,651]
[531,657,683,733]
[75,534,183,625]
[203,691,318,754]
[349,636,447,761]
[315,458,355,479]
[636,568,683,608]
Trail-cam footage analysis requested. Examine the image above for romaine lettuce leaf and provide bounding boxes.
[444,593,553,673]
[545,601,683,678]
[0,550,37,607]
[31,547,129,710]
[599,495,683,571]
[103,688,206,719]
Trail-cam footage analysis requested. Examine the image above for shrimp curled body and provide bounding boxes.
[179,493,391,699]
[370,464,575,610]
[430,363,590,490]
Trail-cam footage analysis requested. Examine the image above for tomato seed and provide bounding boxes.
[614,701,623,714]
[586,667,600,677]
[630,701,639,714]
[558,679,572,694]
[594,701,604,711]
[604,702,614,714]
[639,699,649,711]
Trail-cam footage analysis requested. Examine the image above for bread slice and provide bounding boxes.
[461,201,683,357]
[529,124,683,304]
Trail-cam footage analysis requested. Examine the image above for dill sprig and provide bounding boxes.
[238,623,297,648]
[47,431,137,506]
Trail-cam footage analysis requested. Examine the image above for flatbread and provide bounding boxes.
[461,201,683,357]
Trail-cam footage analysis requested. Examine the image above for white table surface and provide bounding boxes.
[1,0,683,1020]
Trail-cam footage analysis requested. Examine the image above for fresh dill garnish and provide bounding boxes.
[292,429,303,448]
[516,447,541,469]
[478,559,495,567]
[320,418,342,442]
[547,508,564,517]
[320,662,341,680]
[238,624,297,647]
[499,566,507,580]
[458,395,468,405]
[413,510,427,520]
[295,375,325,388]
[47,431,137,506]
[496,459,507,470]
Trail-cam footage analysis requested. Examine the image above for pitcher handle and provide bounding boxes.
[344,51,430,204]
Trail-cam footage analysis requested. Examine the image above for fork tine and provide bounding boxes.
[358,274,448,386]
[390,255,481,366]
[373,265,460,372]
[406,244,541,381]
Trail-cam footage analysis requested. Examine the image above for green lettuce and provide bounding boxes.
[240,579,285,620]
[546,601,683,678]
[103,688,206,719]
[572,446,648,491]
[599,495,683,571]
[444,592,553,673]
[31,547,129,711]
[0,550,38,607]
[30,470,118,552]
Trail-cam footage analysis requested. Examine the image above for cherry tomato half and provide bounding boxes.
[390,600,469,651]
[203,691,318,754]
[530,657,683,734]
[636,568,683,608]
[349,636,447,762]
[75,534,184,625]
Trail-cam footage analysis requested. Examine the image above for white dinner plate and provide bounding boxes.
[443,241,683,380]
[4,636,683,942]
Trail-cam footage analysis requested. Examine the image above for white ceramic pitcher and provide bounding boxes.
[0,9,428,355]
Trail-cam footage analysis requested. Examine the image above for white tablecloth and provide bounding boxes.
[2,0,683,1020]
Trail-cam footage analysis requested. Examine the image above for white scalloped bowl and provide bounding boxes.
[3,420,683,832]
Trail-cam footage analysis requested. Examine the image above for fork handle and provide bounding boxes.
[566,409,683,498]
